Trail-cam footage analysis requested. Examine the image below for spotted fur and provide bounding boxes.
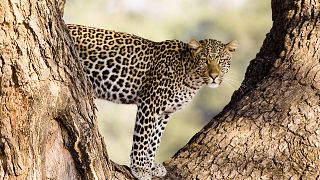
[67,24,238,180]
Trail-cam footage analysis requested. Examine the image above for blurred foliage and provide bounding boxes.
[64,0,272,165]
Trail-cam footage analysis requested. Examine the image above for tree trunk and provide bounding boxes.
[0,0,132,179]
[1,0,319,180]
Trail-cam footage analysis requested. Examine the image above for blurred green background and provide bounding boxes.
[64,0,271,165]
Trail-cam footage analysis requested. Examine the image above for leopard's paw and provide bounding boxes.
[151,163,167,177]
[131,167,152,180]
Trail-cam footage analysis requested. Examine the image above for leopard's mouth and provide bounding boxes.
[208,83,219,88]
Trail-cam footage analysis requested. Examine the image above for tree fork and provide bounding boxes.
[1,0,319,180]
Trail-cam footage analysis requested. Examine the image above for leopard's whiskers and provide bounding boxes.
[222,80,238,89]
[223,76,241,89]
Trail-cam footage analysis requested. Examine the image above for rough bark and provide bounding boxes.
[1,0,319,180]
[163,0,320,179]
[0,0,133,179]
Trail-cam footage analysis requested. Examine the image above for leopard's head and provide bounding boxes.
[187,39,238,89]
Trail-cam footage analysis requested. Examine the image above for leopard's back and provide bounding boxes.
[67,24,156,104]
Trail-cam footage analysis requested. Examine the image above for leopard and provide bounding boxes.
[67,24,238,180]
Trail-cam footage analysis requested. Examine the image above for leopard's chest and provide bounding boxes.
[163,88,196,114]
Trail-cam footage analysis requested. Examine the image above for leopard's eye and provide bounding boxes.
[200,57,206,61]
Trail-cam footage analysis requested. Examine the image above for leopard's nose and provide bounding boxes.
[210,74,218,80]
[209,74,220,83]
[209,73,219,83]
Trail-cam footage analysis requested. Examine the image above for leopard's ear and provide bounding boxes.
[225,40,238,52]
[188,39,203,54]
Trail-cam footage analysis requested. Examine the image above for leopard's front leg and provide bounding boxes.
[148,114,170,177]
[130,98,158,180]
